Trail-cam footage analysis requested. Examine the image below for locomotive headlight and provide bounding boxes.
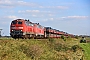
[18,27,23,29]
[12,30,13,31]
[21,30,22,31]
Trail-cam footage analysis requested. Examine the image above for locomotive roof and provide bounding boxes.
[13,19,24,21]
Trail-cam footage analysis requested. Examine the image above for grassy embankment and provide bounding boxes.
[0,37,89,60]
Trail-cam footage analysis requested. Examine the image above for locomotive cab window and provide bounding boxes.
[12,21,17,24]
[18,21,22,24]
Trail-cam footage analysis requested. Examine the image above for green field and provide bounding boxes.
[0,37,90,60]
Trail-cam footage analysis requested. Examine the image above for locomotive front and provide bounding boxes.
[10,19,24,38]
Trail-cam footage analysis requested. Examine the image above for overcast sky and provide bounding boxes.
[0,0,90,36]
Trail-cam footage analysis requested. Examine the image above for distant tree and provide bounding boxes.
[61,35,64,39]
[75,36,78,39]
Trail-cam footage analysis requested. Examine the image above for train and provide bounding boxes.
[10,19,74,39]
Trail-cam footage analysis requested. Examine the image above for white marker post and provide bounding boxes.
[0,29,2,37]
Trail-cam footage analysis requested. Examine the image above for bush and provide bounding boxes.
[71,45,82,52]
[80,40,86,43]
[61,35,66,41]
[75,36,79,39]
[61,35,65,39]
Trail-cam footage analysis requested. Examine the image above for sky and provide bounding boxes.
[0,0,90,36]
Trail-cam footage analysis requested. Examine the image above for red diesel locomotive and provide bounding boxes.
[10,19,74,39]
[10,19,44,39]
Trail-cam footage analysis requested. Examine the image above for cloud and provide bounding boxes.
[18,10,52,14]
[0,0,69,10]
[33,19,48,22]
[46,6,68,9]
[0,0,12,4]
[49,18,54,21]
[18,10,40,13]
[38,5,69,9]
[39,6,44,8]
[67,16,89,19]
[33,17,55,23]
[5,15,23,20]
[0,0,38,8]
[61,16,89,19]
[48,14,54,16]
[18,10,54,18]
[0,0,14,8]
[17,1,38,7]
[56,6,68,9]
[32,15,37,17]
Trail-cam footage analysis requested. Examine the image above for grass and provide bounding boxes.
[79,43,90,60]
[79,37,90,60]
[0,37,89,60]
